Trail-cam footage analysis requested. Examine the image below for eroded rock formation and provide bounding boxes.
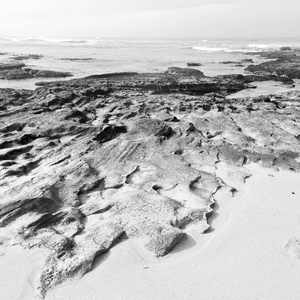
[245,49,300,79]
[1,71,300,297]
[0,61,72,80]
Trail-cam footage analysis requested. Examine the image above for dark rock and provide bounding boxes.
[0,61,73,80]
[219,61,237,64]
[220,59,253,65]
[0,61,26,70]
[244,74,294,85]
[167,67,204,76]
[11,54,43,61]
[245,58,300,79]
[280,46,292,51]
[245,49,300,79]
[60,58,95,61]
[241,59,254,63]
[33,70,72,78]
[0,69,33,80]
[36,71,248,96]
[94,125,127,143]
[84,72,138,80]
[187,62,202,67]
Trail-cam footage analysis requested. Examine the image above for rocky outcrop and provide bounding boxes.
[36,71,250,95]
[167,67,205,77]
[0,65,72,80]
[280,46,292,51]
[10,54,43,61]
[246,57,300,79]
[187,62,202,67]
[0,60,72,80]
[243,74,294,86]
[245,49,300,79]
[219,59,253,65]
[1,70,300,297]
[0,61,26,70]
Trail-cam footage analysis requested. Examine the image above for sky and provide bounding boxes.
[0,0,299,39]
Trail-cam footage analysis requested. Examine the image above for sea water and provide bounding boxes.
[1,37,300,95]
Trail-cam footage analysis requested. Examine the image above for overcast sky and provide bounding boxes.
[0,0,299,39]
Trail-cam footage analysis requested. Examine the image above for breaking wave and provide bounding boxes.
[192,46,260,53]
[0,37,103,45]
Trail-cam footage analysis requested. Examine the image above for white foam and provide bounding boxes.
[192,46,260,53]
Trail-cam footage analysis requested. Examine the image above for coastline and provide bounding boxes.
[0,41,300,299]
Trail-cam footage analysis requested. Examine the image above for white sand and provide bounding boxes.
[0,246,46,300]
[1,164,300,300]
[44,164,300,300]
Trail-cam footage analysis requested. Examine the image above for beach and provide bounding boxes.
[0,38,300,300]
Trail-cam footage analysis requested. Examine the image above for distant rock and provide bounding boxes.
[60,58,95,61]
[245,49,300,79]
[280,46,292,51]
[241,59,253,63]
[187,62,202,67]
[244,74,294,85]
[0,68,72,80]
[220,59,253,65]
[84,72,138,80]
[246,50,297,59]
[219,61,237,64]
[37,70,248,95]
[0,61,26,70]
[32,69,72,78]
[0,59,72,80]
[167,67,204,76]
[11,54,43,60]
[0,69,32,80]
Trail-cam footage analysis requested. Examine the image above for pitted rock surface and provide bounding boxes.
[1,72,300,296]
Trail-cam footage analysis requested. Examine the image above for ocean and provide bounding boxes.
[1,37,300,96]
